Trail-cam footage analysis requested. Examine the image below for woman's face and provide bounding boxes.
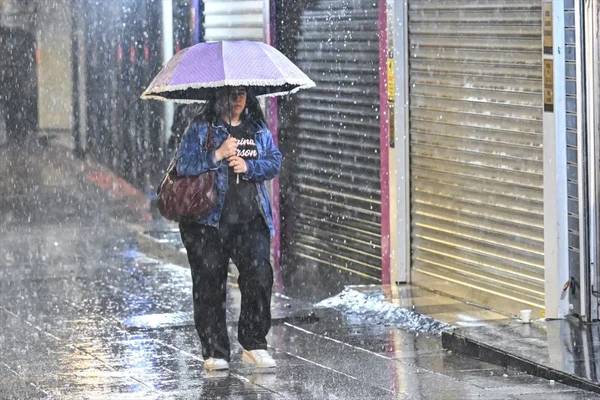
[215,86,247,121]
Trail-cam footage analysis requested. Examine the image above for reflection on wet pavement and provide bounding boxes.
[1,148,599,400]
[1,227,598,400]
[1,224,599,399]
[444,317,600,396]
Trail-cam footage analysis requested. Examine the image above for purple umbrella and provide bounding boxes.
[141,40,315,102]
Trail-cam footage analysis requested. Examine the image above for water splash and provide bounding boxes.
[315,287,450,335]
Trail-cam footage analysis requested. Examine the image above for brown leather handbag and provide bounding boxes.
[157,125,217,222]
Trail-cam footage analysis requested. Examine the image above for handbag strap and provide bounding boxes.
[172,120,214,156]
[159,121,214,195]
[171,121,214,174]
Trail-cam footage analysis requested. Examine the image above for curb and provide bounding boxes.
[128,222,190,268]
[442,329,600,395]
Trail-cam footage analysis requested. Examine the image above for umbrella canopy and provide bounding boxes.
[141,40,315,102]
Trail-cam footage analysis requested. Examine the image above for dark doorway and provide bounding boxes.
[0,26,38,146]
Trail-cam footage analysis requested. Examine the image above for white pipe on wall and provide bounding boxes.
[391,0,410,283]
[543,0,570,319]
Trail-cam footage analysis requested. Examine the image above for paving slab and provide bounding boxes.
[2,141,600,399]
[443,318,600,395]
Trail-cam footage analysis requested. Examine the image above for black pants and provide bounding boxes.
[179,216,273,361]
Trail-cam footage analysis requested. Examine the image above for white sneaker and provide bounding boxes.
[242,349,276,368]
[204,357,229,371]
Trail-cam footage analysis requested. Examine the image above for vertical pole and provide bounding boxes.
[71,0,88,156]
[266,0,284,292]
[583,0,600,321]
[162,0,174,144]
[391,0,410,283]
[378,0,391,284]
[71,0,81,155]
[576,0,591,320]
[78,2,88,156]
[191,0,202,44]
[543,0,570,319]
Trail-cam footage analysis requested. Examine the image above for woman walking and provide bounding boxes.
[176,86,281,371]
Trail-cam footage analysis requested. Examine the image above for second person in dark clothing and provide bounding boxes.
[176,86,282,371]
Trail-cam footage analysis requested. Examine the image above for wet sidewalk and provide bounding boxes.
[4,236,598,399]
[443,317,600,395]
[2,140,600,399]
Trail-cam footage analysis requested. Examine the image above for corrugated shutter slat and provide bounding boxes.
[203,0,264,41]
[409,0,545,310]
[281,0,382,280]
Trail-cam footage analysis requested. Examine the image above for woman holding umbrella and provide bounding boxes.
[141,40,314,372]
[176,86,281,371]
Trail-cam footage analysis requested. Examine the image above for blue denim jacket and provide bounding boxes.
[176,119,282,237]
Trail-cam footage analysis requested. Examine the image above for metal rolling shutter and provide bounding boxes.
[564,2,580,313]
[281,0,382,280]
[203,0,264,41]
[408,1,545,310]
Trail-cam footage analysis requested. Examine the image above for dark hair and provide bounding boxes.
[194,87,265,126]
[244,89,266,125]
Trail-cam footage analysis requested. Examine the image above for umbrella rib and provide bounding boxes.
[261,43,296,85]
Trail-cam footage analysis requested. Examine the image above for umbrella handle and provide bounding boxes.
[223,132,239,184]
